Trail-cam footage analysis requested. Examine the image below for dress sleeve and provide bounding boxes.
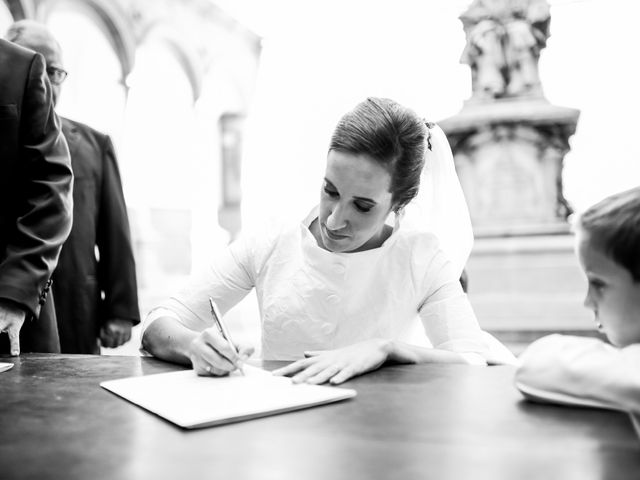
[417,245,517,365]
[515,334,640,413]
[142,223,275,334]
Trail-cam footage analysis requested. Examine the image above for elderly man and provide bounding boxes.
[7,20,140,354]
[0,37,73,355]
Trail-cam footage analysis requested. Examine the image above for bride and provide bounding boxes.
[141,97,517,384]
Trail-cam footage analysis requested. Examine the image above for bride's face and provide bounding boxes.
[317,150,394,253]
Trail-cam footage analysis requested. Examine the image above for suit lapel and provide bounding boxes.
[61,118,81,169]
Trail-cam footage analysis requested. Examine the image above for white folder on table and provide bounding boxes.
[101,364,356,429]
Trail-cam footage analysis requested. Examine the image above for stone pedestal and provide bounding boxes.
[465,235,592,330]
[440,99,579,237]
[441,99,582,339]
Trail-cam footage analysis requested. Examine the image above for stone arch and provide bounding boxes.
[137,23,202,102]
[34,0,135,86]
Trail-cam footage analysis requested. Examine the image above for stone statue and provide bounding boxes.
[460,0,551,100]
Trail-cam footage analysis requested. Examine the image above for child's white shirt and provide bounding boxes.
[516,334,640,414]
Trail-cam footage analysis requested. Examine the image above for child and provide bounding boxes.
[515,186,640,413]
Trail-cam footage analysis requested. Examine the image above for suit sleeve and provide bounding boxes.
[0,52,73,319]
[95,135,140,325]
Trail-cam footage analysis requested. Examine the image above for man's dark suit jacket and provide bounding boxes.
[53,118,140,354]
[0,39,73,353]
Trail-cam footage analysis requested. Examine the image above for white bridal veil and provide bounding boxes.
[400,124,474,276]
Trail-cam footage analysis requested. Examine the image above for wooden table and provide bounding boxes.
[1,354,638,480]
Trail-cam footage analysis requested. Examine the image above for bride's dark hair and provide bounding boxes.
[329,97,429,212]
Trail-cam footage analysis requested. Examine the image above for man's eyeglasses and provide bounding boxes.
[46,66,68,85]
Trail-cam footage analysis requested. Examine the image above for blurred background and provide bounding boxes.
[2,0,638,355]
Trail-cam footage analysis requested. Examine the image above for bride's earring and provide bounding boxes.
[393,207,404,231]
[594,317,604,332]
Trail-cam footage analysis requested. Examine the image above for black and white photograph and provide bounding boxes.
[1,0,639,478]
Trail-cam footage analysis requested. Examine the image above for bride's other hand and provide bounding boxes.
[271,339,397,385]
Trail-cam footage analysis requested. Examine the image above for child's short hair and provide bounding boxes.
[578,186,640,281]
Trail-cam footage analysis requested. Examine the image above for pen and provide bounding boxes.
[208,297,245,375]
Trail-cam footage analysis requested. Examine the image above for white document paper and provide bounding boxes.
[101,365,356,429]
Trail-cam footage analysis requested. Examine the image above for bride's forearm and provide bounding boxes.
[141,316,199,366]
[387,340,473,365]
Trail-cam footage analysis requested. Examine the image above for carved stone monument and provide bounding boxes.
[442,0,578,236]
[440,0,590,342]
[460,0,550,101]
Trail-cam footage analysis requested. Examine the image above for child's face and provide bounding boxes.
[576,228,640,347]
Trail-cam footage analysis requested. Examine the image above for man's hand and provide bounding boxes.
[0,300,27,356]
[99,318,133,349]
